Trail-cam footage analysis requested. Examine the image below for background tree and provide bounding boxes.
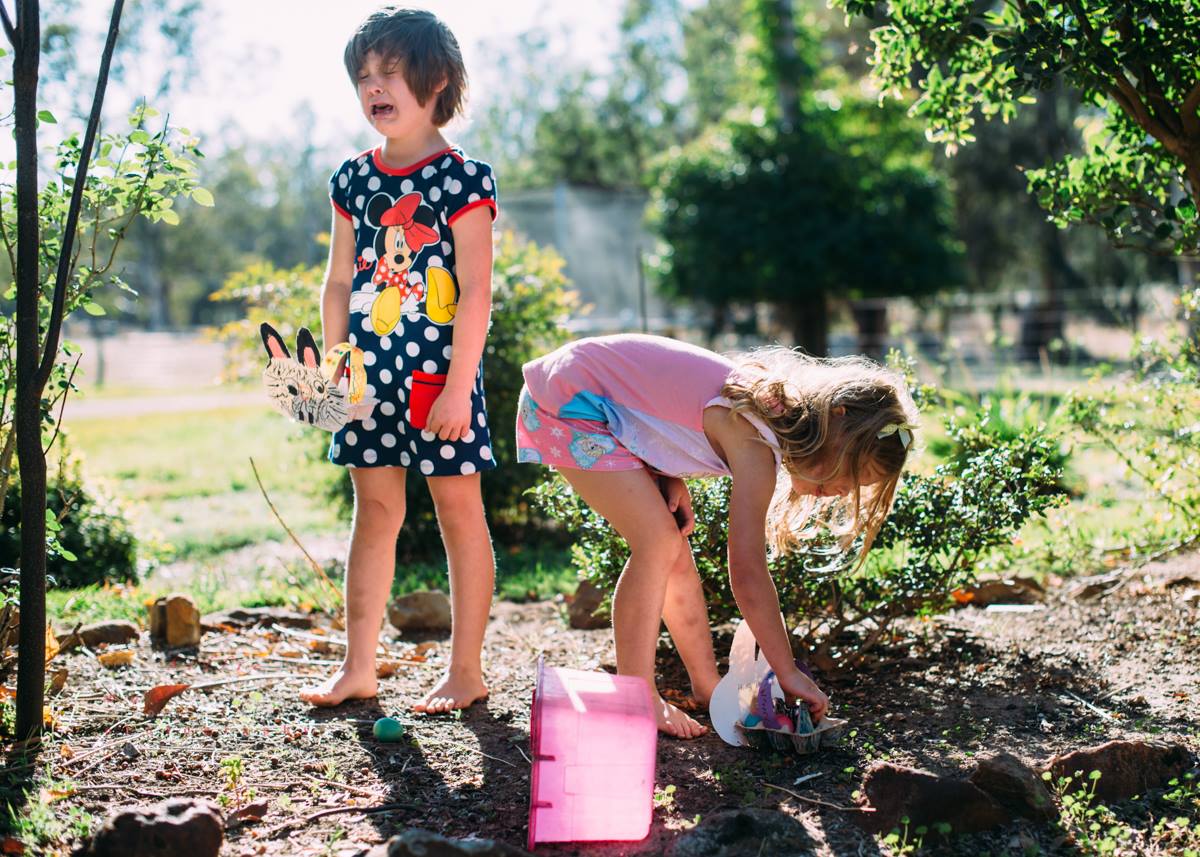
[835,0,1200,259]
[651,0,961,355]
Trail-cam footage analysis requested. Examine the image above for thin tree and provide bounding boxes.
[6,0,126,743]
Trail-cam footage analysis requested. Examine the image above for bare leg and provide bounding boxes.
[413,473,493,713]
[300,466,405,706]
[560,468,708,739]
[661,538,721,706]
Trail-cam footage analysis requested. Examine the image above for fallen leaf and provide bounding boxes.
[143,683,191,716]
[37,786,74,803]
[950,589,974,604]
[414,641,437,655]
[46,668,68,696]
[1,836,22,854]
[97,649,135,668]
[59,743,75,759]
[229,800,269,826]
[376,661,405,679]
[44,624,59,665]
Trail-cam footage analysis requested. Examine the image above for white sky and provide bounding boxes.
[3,0,622,158]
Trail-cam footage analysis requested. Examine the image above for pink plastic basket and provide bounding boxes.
[527,658,657,849]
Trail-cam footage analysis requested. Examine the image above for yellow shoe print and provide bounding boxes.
[425,266,458,325]
[371,286,401,336]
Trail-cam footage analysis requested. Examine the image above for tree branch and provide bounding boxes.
[1181,80,1200,138]
[35,0,125,390]
[0,3,15,48]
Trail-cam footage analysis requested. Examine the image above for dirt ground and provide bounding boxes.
[18,551,1200,856]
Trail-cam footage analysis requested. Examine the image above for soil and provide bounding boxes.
[13,551,1200,856]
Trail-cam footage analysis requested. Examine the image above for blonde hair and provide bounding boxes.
[721,347,920,564]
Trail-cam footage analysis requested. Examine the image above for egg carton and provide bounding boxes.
[736,715,849,755]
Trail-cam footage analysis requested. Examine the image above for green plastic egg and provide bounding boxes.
[372,716,405,742]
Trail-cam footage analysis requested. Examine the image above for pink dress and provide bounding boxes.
[517,334,781,476]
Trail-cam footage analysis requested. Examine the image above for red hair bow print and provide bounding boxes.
[380,193,439,253]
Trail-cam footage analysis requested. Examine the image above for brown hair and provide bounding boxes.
[344,7,467,127]
[721,347,920,564]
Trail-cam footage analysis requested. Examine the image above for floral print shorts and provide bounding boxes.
[515,386,643,471]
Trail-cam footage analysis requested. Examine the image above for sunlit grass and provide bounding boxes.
[64,404,341,563]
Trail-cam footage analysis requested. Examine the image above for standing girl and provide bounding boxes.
[302,7,497,713]
[517,334,919,737]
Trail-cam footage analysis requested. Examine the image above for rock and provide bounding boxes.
[57,620,140,649]
[969,752,1055,821]
[387,590,452,632]
[857,762,1010,836]
[201,606,314,631]
[666,808,814,856]
[367,829,530,856]
[149,594,202,648]
[567,579,610,630]
[1045,739,1194,802]
[77,798,223,857]
[955,577,1043,607]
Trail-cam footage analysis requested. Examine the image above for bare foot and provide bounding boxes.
[298,666,378,707]
[412,669,489,714]
[654,695,708,739]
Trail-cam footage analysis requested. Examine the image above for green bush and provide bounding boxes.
[0,459,139,589]
[529,408,1066,671]
[1066,287,1200,545]
[212,231,579,558]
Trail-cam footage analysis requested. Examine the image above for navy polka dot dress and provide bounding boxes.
[327,145,498,476]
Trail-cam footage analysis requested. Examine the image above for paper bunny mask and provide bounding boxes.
[260,322,350,432]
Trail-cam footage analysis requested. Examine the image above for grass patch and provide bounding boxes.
[65,405,340,563]
[47,545,576,629]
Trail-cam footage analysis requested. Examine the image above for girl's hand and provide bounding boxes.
[658,476,695,536]
[425,387,473,442]
[776,666,829,724]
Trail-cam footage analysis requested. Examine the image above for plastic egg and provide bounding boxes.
[372,716,405,742]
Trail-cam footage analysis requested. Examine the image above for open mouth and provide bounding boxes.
[370,103,395,119]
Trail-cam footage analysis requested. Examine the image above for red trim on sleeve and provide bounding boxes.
[447,198,498,226]
[330,198,353,221]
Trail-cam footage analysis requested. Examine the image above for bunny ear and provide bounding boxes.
[295,328,321,370]
[260,322,290,360]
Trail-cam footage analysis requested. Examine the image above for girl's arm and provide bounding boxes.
[723,421,829,720]
[425,206,492,442]
[320,211,356,353]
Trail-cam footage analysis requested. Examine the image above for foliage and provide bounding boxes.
[0,455,138,589]
[649,0,961,351]
[1049,769,1200,857]
[529,398,1065,671]
[836,0,1200,255]
[0,102,206,517]
[212,231,579,557]
[1065,287,1200,541]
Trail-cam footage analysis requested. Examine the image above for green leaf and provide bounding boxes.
[160,208,181,226]
[57,547,78,562]
[36,109,56,124]
[81,301,106,316]
[191,187,215,207]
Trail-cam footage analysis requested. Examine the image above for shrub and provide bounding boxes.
[212,231,579,558]
[1066,287,1200,546]
[0,458,138,589]
[529,406,1066,671]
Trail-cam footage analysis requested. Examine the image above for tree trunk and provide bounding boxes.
[771,0,799,129]
[13,0,47,745]
[850,299,887,360]
[784,292,828,356]
[12,0,125,742]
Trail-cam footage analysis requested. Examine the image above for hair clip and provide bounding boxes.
[877,422,916,449]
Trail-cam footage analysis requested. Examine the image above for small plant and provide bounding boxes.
[653,784,677,810]
[219,755,246,809]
